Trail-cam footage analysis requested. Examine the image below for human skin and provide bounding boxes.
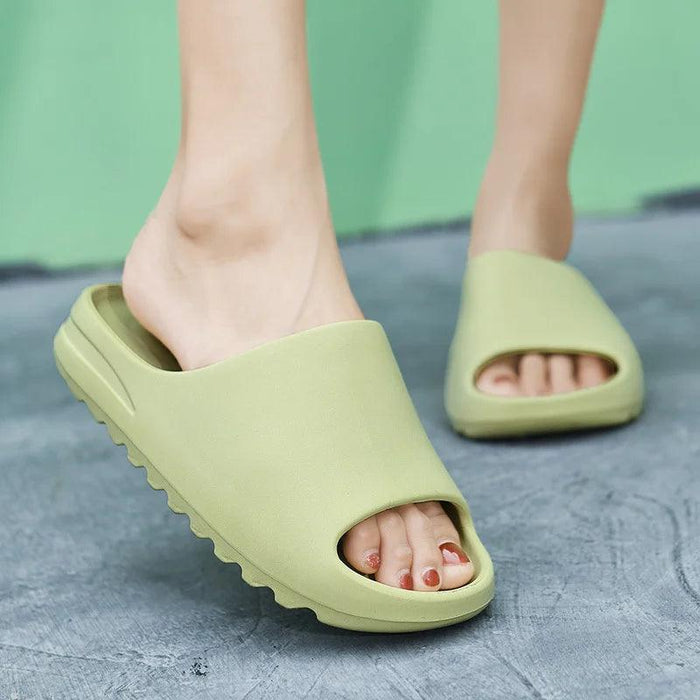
[473,0,611,397]
[122,0,607,591]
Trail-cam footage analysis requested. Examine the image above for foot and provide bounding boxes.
[122,161,474,592]
[476,353,614,398]
[341,502,474,591]
[468,163,614,398]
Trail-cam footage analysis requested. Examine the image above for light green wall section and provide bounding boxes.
[0,3,180,267]
[1,1,698,267]
[308,1,499,233]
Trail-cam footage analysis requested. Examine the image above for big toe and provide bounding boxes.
[476,357,520,396]
[416,501,474,590]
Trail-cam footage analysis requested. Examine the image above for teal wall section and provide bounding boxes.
[1,1,698,267]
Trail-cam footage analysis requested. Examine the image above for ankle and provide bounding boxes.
[176,164,331,255]
[122,154,362,369]
[469,153,573,261]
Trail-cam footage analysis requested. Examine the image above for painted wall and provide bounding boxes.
[1,1,698,267]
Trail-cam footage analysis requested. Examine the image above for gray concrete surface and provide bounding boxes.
[1,212,699,699]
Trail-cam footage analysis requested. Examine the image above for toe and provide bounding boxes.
[375,509,414,589]
[416,502,474,590]
[398,504,444,591]
[476,356,520,396]
[518,353,549,396]
[577,354,613,389]
[548,354,577,395]
[342,515,381,575]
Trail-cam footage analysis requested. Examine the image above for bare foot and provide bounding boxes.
[469,166,614,398]
[476,353,614,397]
[122,160,474,592]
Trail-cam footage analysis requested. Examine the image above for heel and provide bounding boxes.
[53,316,135,422]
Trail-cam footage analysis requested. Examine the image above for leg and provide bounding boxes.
[124,0,360,368]
[472,0,613,397]
[122,0,473,590]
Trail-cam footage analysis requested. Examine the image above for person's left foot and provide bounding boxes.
[122,159,475,593]
[342,502,475,591]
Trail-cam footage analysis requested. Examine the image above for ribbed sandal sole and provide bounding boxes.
[54,285,494,632]
[55,354,490,633]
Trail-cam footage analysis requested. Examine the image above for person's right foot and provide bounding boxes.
[468,167,615,398]
[122,161,475,593]
[476,353,614,397]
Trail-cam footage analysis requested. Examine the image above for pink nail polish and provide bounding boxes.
[365,551,380,571]
[439,542,470,566]
[399,572,413,590]
[422,568,440,588]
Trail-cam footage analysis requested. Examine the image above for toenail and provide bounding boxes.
[439,542,470,566]
[421,568,440,588]
[365,551,380,571]
[399,571,413,590]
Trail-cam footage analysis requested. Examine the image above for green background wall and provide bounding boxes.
[1,1,698,267]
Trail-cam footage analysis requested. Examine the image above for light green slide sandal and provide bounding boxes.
[445,250,644,439]
[54,285,494,633]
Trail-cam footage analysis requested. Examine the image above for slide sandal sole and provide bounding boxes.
[55,340,491,633]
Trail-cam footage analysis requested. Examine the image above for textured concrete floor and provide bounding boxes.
[1,212,699,699]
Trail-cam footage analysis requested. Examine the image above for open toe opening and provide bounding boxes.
[337,500,480,592]
[474,350,618,398]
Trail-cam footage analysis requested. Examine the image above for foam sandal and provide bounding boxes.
[54,284,494,633]
[445,250,644,439]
